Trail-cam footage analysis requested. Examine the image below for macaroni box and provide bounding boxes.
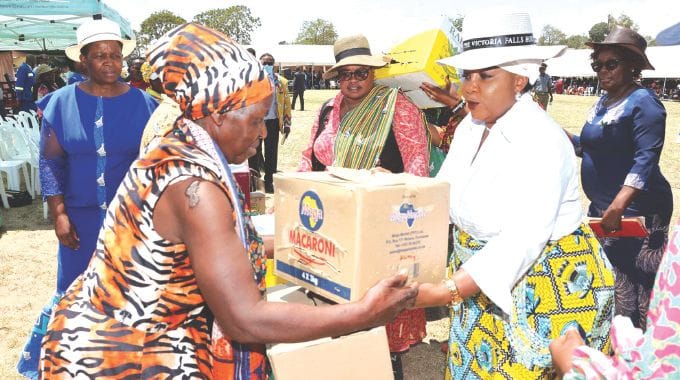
[273,168,450,303]
[266,284,393,380]
[375,18,463,109]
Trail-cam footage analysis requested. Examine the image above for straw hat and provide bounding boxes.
[438,11,565,70]
[586,26,654,70]
[35,64,56,78]
[323,34,387,79]
[65,18,135,61]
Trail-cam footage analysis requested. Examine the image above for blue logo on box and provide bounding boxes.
[299,191,324,231]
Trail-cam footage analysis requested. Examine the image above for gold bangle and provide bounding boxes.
[443,278,464,306]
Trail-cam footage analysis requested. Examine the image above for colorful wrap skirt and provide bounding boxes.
[446,224,616,379]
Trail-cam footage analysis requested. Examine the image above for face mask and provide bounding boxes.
[263,65,274,77]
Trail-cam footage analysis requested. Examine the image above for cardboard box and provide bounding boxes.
[266,285,393,380]
[375,18,464,109]
[273,168,450,303]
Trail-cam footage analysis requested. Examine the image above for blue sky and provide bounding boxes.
[107,0,678,51]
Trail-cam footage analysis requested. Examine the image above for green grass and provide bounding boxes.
[281,91,680,223]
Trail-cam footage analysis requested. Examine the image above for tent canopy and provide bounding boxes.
[545,46,680,78]
[0,0,132,51]
[246,44,335,67]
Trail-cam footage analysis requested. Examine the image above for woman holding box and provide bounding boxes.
[414,11,616,379]
[299,34,430,379]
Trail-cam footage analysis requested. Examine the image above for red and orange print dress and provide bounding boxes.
[39,131,268,379]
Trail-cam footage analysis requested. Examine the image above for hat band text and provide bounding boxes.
[463,33,535,51]
[335,47,372,63]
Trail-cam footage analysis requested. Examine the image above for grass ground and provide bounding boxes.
[0,91,678,379]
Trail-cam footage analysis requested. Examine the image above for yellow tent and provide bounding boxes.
[375,19,463,109]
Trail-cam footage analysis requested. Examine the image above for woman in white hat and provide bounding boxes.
[299,34,430,379]
[17,18,157,379]
[414,11,615,378]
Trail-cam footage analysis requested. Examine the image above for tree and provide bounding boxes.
[589,22,609,42]
[139,10,186,48]
[193,6,261,44]
[609,13,638,31]
[294,19,338,45]
[564,34,589,49]
[539,25,566,45]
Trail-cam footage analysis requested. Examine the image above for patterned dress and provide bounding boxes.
[566,218,680,379]
[447,225,615,379]
[39,128,267,379]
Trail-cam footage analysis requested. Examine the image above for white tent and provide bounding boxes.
[545,46,680,79]
[246,44,335,67]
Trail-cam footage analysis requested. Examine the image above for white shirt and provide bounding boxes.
[436,94,582,315]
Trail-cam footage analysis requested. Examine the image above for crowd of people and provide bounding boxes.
[5,9,679,380]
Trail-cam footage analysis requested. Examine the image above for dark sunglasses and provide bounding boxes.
[337,68,370,82]
[591,58,621,72]
[261,61,274,66]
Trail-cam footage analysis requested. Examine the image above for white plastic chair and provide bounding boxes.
[0,119,38,197]
[0,126,32,196]
[0,169,9,208]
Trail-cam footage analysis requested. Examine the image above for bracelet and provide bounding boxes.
[443,278,464,306]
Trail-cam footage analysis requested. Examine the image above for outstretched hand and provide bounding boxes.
[359,272,418,327]
[420,77,462,108]
[549,329,585,375]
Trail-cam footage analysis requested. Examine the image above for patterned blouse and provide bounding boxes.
[298,90,429,177]
[566,217,680,379]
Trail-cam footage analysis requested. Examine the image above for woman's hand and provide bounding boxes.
[54,212,80,250]
[359,273,418,326]
[601,206,624,233]
[420,77,462,108]
[549,329,585,375]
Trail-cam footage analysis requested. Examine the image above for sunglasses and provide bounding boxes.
[337,68,370,82]
[591,58,621,72]
[261,61,274,66]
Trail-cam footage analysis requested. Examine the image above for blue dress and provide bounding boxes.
[17,84,156,379]
[574,87,672,329]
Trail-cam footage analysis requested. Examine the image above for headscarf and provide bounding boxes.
[146,22,272,121]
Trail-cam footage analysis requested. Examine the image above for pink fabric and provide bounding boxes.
[299,91,429,177]
[566,218,680,379]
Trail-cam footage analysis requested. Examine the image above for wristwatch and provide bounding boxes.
[443,278,464,306]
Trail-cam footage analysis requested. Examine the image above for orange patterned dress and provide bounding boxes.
[39,129,268,379]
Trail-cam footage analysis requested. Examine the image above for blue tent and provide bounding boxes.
[656,22,680,46]
[0,0,132,51]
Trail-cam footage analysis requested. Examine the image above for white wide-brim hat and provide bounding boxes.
[323,34,387,80]
[65,18,136,61]
[438,11,565,70]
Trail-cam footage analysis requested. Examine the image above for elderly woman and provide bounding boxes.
[299,34,430,379]
[564,26,673,330]
[17,18,157,379]
[414,12,616,378]
[38,23,416,379]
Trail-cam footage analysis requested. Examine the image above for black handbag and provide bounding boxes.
[6,190,33,207]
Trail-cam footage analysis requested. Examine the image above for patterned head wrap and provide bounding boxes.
[146,23,272,120]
